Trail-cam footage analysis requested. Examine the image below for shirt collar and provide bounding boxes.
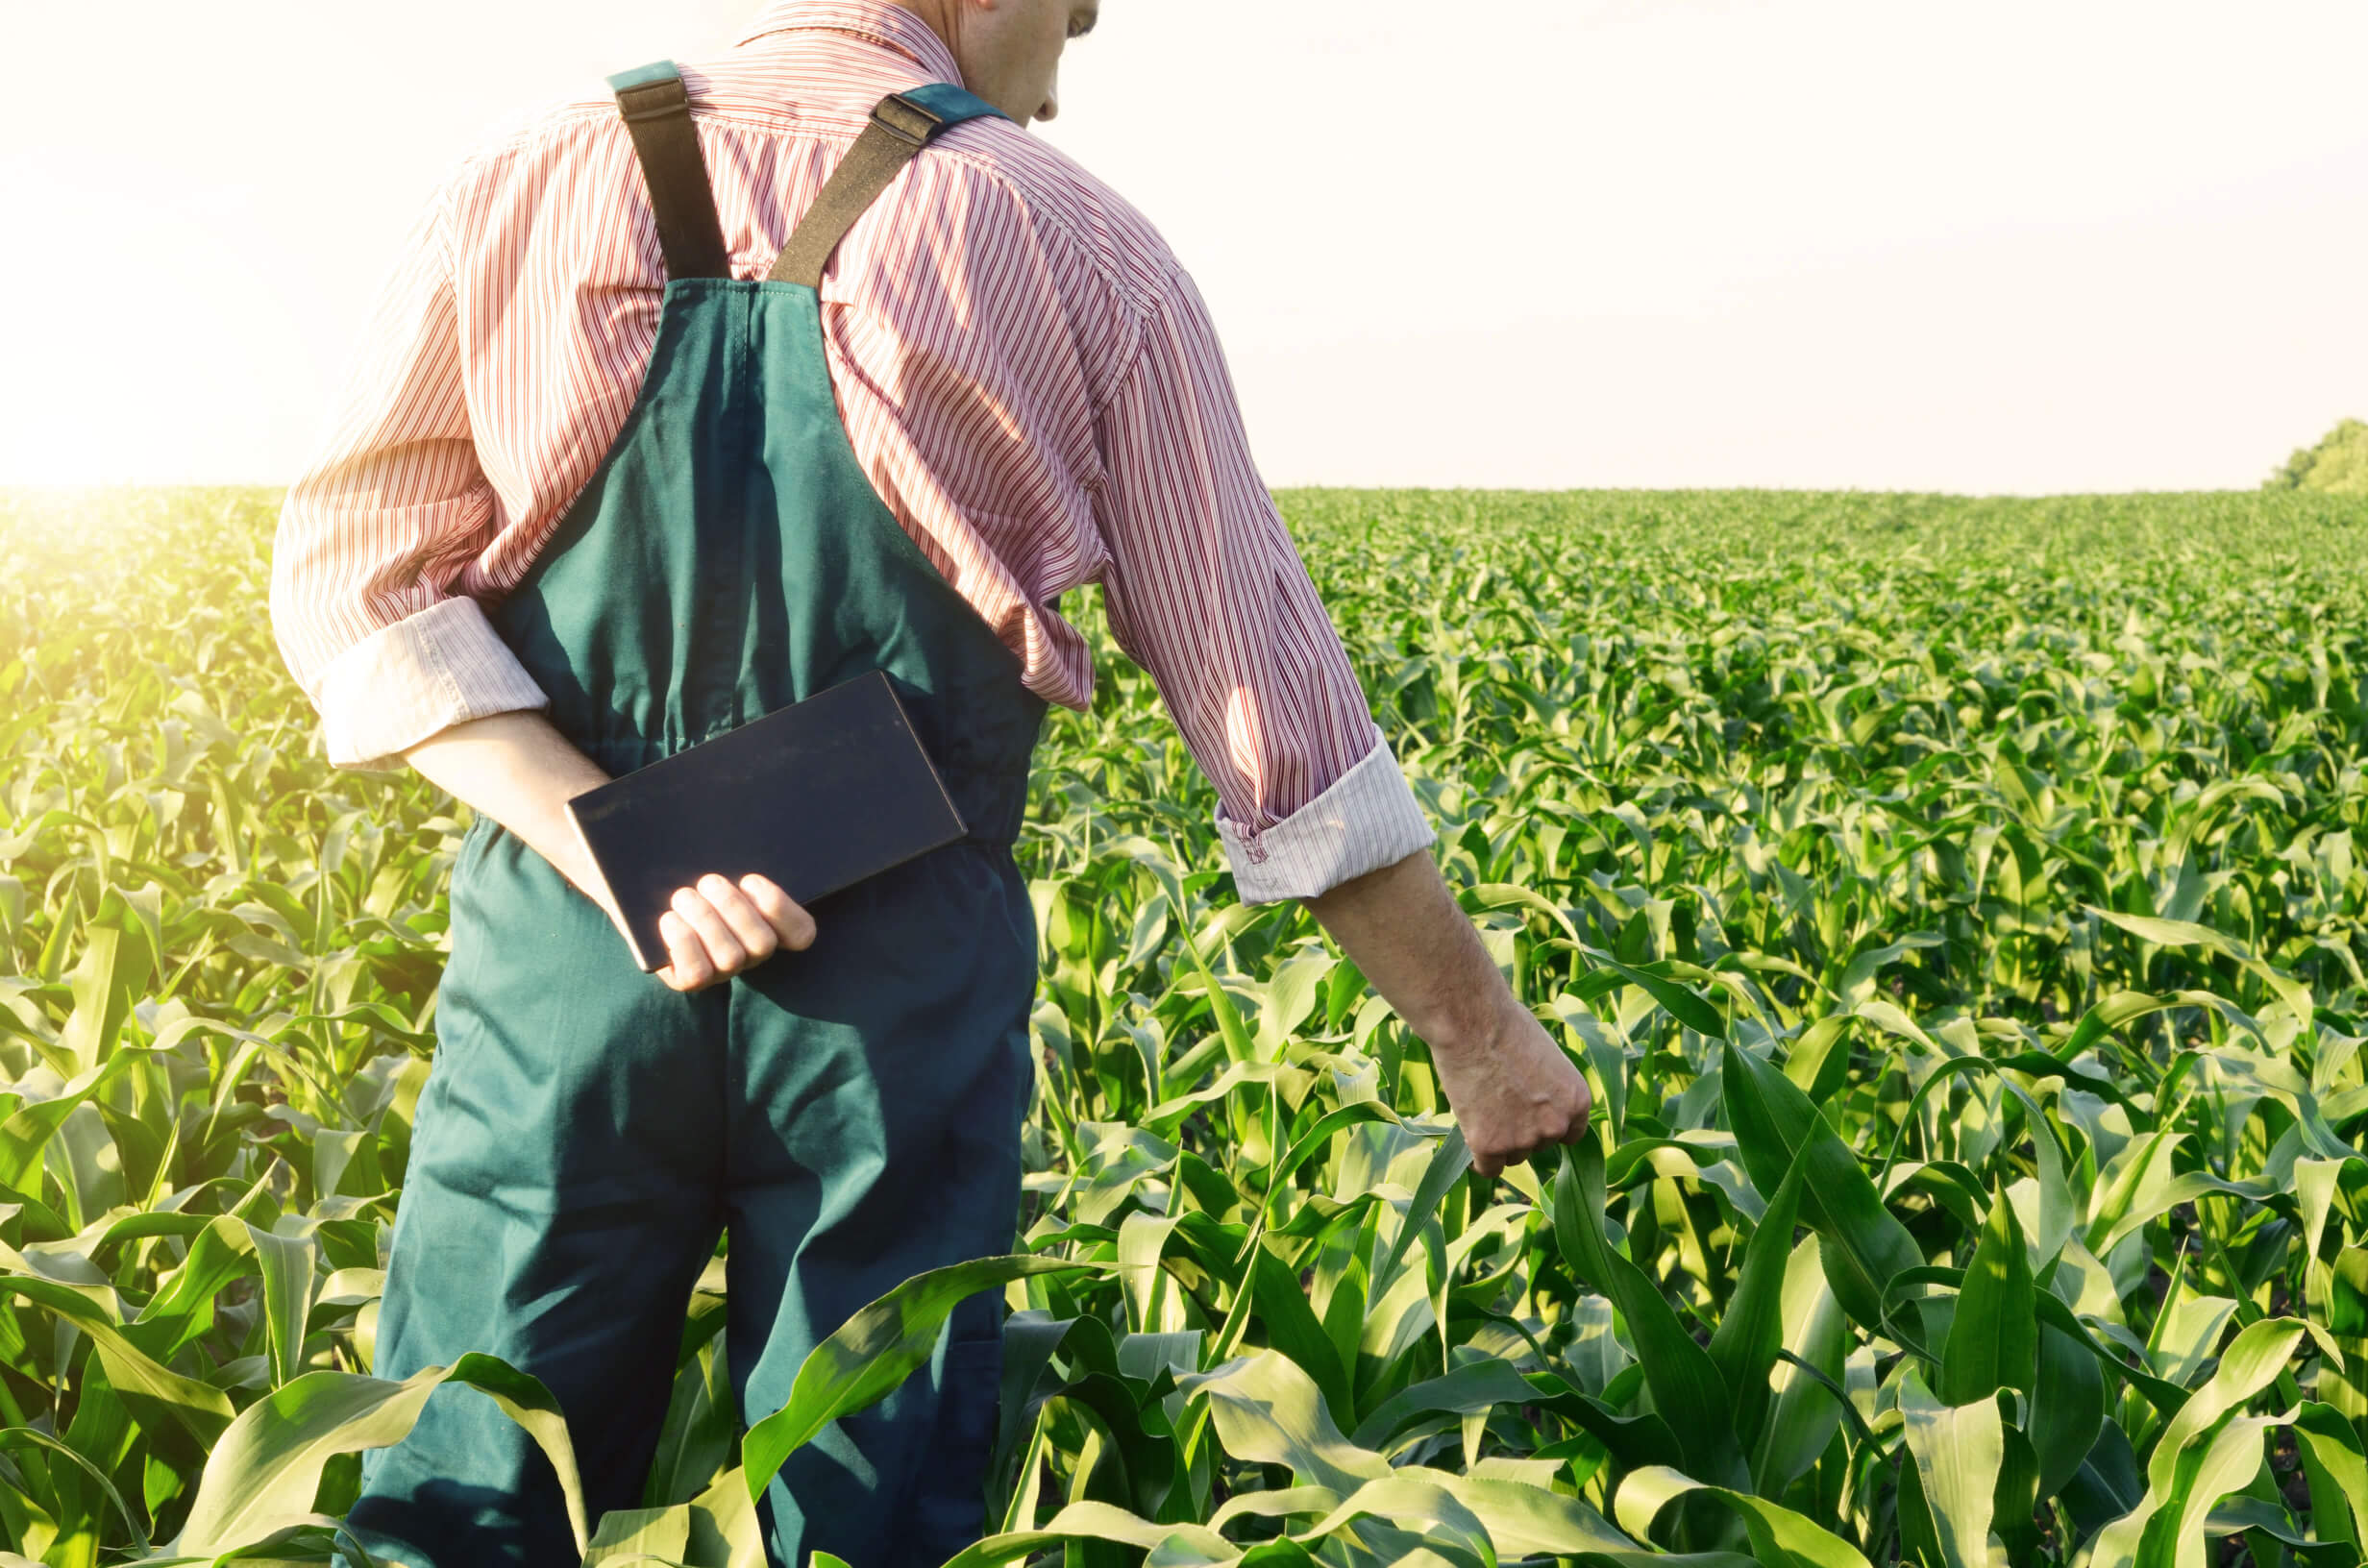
[732,1,965,88]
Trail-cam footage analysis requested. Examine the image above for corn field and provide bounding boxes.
[3,484,2367,1568]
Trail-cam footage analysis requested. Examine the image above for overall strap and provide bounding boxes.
[607,61,731,281]
[767,84,1009,287]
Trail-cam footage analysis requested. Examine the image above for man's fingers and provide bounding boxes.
[1469,1108,1587,1178]
[698,874,779,961]
[1565,1080,1595,1143]
[657,910,716,992]
[646,876,812,990]
[740,874,817,951]
[669,886,748,973]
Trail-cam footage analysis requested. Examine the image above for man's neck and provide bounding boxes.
[884,0,959,60]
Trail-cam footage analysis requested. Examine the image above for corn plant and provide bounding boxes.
[2,484,2366,1567]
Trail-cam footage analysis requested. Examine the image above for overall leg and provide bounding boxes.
[722,847,1036,1568]
[351,822,728,1568]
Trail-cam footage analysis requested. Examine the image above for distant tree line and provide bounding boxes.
[2267,417,2368,493]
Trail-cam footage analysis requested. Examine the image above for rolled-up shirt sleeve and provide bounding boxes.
[1089,262,1435,902]
[269,167,549,771]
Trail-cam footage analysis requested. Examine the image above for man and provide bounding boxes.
[270,2,1591,1563]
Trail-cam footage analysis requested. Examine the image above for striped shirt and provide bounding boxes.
[268,0,1432,902]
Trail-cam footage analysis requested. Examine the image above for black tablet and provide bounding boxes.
[565,671,968,972]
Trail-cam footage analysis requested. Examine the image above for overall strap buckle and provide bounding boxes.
[870,93,946,148]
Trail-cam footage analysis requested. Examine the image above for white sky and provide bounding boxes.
[2,0,2362,494]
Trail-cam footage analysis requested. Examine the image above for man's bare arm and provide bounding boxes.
[1301,849,1591,1178]
[401,711,813,991]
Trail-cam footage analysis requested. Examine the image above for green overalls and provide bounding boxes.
[350,64,1047,1568]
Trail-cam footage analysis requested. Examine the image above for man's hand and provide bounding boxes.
[401,713,823,988]
[653,872,817,992]
[1301,847,1595,1180]
[1427,996,1592,1179]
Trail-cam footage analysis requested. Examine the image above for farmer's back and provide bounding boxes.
[269,6,1586,1565]
[274,0,1416,866]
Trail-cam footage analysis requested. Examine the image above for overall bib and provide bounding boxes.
[351,65,1047,1568]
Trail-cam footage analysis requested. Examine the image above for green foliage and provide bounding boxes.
[2266,418,2368,494]
[4,483,2368,1566]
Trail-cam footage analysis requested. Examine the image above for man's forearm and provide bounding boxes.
[402,710,613,912]
[1300,848,1522,1051]
[401,710,817,992]
[1300,846,1591,1176]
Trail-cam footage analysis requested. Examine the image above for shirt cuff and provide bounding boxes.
[311,597,551,769]
[1216,734,1438,904]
